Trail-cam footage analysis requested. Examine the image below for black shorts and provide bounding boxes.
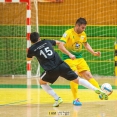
[40,62,78,84]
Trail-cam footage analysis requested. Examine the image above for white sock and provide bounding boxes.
[41,84,59,100]
[79,77,97,91]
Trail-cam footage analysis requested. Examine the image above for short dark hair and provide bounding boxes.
[30,32,40,43]
[75,18,87,25]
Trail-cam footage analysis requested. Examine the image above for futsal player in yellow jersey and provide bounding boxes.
[59,18,101,106]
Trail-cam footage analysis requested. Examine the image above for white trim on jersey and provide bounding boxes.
[40,71,46,79]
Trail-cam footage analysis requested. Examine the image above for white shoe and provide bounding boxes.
[53,97,63,107]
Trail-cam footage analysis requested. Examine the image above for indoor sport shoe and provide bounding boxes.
[95,89,108,100]
[99,93,108,100]
[95,89,102,94]
[73,99,82,106]
[53,97,63,107]
[99,94,103,100]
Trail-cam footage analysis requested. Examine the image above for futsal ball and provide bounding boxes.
[101,83,113,95]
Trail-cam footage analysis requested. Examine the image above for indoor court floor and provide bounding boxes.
[0,77,117,117]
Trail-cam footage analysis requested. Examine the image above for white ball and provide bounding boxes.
[101,83,113,95]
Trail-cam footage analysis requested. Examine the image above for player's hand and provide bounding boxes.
[93,51,101,57]
[69,54,76,60]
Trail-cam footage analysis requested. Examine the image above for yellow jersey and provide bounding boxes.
[60,28,87,60]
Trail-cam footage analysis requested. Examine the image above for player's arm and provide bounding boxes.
[57,31,75,59]
[83,42,101,56]
[27,48,33,61]
[55,40,61,46]
[27,57,32,61]
[58,41,76,60]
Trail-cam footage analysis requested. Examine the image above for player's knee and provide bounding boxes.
[86,72,92,78]
[39,79,47,85]
[72,78,78,84]
[87,72,93,78]
[81,71,93,79]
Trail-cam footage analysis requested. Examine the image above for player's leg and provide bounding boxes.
[77,58,100,89]
[72,78,108,100]
[70,77,81,106]
[39,79,60,100]
[70,81,78,100]
[40,71,63,107]
[79,71,108,99]
[64,59,81,106]
[60,62,108,107]
[80,70,100,89]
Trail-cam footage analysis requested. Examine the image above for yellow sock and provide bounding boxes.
[70,81,78,100]
[89,78,100,89]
